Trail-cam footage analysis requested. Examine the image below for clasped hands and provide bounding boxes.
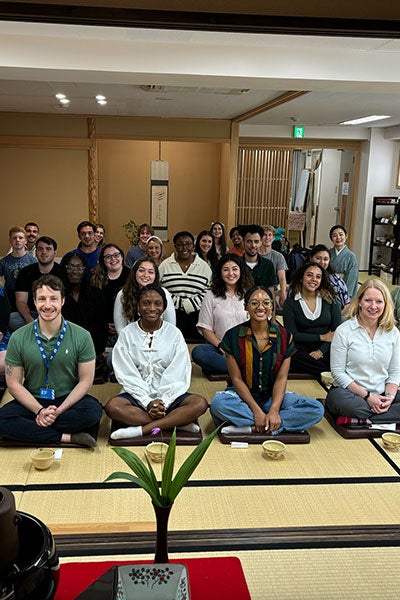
[367,393,393,414]
[253,407,281,433]
[147,399,166,419]
[36,405,59,427]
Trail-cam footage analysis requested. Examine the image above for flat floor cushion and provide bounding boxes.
[324,404,399,439]
[109,422,203,446]
[217,430,310,445]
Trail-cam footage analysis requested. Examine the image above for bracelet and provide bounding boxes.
[385,393,395,400]
[364,391,370,401]
[36,406,44,416]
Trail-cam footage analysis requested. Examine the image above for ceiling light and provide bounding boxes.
[55,93,66,100]
[59,98,70,105]
[340,115,391,125]
[97,99,107,106]
[95,94,106,101]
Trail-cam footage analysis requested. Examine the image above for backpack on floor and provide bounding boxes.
[286,244,309,283]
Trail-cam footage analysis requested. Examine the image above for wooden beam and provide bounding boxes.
[232,91,309,124]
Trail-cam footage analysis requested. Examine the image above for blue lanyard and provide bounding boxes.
[33,319,67,386]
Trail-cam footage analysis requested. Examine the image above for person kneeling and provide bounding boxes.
[105,285,208,439]
[210,286,324,436]
[0,275,102,447]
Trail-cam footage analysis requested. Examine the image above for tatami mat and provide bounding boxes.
[61,547,400,600]
[18,480,400,531]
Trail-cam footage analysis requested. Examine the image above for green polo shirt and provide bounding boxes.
[5,320,95,399]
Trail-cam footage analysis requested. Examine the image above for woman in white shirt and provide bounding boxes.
[113,256,175,334]
[106,285,208,440]
[192,254,254,375]
[327,278,400,424]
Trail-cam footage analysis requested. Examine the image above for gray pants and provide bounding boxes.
[326,387,400,423]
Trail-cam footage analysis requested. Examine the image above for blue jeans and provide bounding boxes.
[210,387,324,434]
[192,343,227,374]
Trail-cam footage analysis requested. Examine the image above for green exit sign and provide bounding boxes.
[293,126,305,138]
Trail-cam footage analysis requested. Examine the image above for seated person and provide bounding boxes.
[309,244,350,314]
[327,279,400,424]
[105,285,208,440]
[60,252,108,382]
[210,286,324,435]
[192,254,253,375]
[125,223,154,268]
[283,261,341,378]
[0,226,37,328]
[145,235,165,266]
[0,284,11,380]
[114,257,175,334]
[259,225,288,307]
[158,231,212,341]
[211,221,229,258]
[229,225,245,257]
[194,230,218,270]
[94,223,106,247]
[0,274,102,446]
[64,221,100,276]
[329,225,359,299]
[90,243,130,347]
[13,235,64,330]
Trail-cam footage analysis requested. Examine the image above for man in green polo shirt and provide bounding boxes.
[0,274,102,447]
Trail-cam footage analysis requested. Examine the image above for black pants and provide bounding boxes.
[175,309,202,342]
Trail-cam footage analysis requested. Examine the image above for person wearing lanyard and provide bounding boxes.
[0,274,102,447]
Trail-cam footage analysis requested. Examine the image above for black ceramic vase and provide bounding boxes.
[152,504,172,564]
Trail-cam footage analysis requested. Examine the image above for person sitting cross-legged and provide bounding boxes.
[105,285,208,440]
[210,285,324,436]
[0,274,102,447]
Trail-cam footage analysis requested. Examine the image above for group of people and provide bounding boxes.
[0,216,399,447]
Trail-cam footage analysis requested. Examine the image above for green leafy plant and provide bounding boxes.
[105,426,221,507]
[123,219,139,246]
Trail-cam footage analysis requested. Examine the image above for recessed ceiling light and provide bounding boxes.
[59,98,70,105]
[95,94,106,101]
[340,115,391,125]
[97,99,107,106]
[55,93,66,100]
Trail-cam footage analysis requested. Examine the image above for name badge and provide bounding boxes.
[39,387,55,400]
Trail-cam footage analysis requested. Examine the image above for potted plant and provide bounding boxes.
[122,219,139,247]
[105,426,220,564]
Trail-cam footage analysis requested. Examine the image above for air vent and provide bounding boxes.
[140,85,250,95]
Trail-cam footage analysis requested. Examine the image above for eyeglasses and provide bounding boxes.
[104,252,121,261]
[248,300,273,309]
[66,264,85,272]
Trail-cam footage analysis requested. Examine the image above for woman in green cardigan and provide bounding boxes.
[283,261,341,379]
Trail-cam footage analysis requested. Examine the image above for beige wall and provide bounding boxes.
[0,147,88,257]
[98,139,223,255]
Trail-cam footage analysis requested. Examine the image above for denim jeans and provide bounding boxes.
[192,343,227,375]
[210,387,324,433]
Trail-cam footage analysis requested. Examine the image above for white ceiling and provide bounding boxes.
[1,21,400,131]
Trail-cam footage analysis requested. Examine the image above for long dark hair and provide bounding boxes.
[195,230,218,269]
[121,256,160,322]
[211,254,253,299]
[309,244,333,274]
[91,243,125,288]
[289,261,335,303]
[211,221,228,255]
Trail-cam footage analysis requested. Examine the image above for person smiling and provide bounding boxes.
[327,279,400,424]
[283,261,341,378]
[328,225,359,299]
[192,254,253,376]
[0,274,102,446]
[106,285,208,440]
[210,285,324,436]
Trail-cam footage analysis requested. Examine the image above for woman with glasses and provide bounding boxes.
[283,261,341,378]
[192,254,253,376]
[158,231,212,341]
[91,244,130,346]
[210,285,323,435]
[114,256,175,335]
[60,252,108,383]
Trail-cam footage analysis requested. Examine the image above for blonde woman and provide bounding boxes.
[327,279,400,424]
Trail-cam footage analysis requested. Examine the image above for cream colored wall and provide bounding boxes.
[0,147,88,257]
[98,139,222,255]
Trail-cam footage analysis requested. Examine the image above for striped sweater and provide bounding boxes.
[159,253,212,314]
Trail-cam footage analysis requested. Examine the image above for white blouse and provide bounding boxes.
[112,320,191,409]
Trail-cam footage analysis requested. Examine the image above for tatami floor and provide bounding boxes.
[2,272,400,598]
